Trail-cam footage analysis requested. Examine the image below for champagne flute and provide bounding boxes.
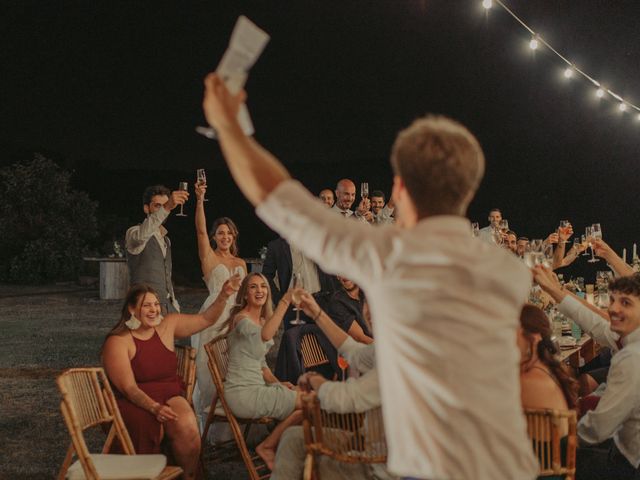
[572,237,582,257]
[196,168,208,202]
[558,220,570,244]
[581,234,590,256]
[360,182,369,200]
[471,222,480,238]
[337,355,349,382]
[498,219,509,233]
[290,273,305,326]
[176,182,188,217]
[586,226,599,263]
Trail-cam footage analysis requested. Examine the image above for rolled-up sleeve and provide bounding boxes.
[125,207,169,254]
[578,351,640,445]
[338,337,375,374]
[558,296,620,351]
[316,369,380,414]
[256,180,394,287]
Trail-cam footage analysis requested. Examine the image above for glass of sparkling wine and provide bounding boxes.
[290,273,305,325]
[586,226,599,263]
[196,168,208,202]
[176,182,188,217]
[559,220,570,244]
[360,182,369,200]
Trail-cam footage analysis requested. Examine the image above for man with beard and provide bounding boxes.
[125,185,188,314]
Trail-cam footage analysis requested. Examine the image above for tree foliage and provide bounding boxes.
[0,154,98,283]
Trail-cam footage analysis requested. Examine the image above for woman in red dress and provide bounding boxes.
[102,280,238,480]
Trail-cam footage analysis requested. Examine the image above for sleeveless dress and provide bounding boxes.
[224,317,297,420]
[192,263,245,431]
[112,330,184,454]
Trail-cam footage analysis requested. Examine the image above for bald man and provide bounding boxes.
[333,179,371,222]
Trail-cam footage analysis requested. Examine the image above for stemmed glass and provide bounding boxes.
[290,273,305,326]
[523,239,543,268]
[196,169,208,202]
[337,355,348,382]
[581,234,590,256]
[176,182,188,217]
[586,226,599,263]
[558,220,570,244]
[572,238,582,257]
[471,222,480,238]
[360,182,369,200]
[498,219,509,233]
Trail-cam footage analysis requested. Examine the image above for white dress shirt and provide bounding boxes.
[125,207,169,257]
[373,204,395,225]
[256,180,538,479]
[558,296,640,467]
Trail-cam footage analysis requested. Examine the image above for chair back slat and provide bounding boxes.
[302,395,387,465]
[524,408,577,479]
[300,333,329,369]
[204,336,229,391]
[175,345,197,404]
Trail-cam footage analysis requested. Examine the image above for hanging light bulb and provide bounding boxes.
[619,102,627,112]
[636,113,640,121]
[482,0,492,9]
[596,88,605,98]
[563,67,574,79]
[529,36,539,50]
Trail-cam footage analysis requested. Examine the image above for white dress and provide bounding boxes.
[192,263,245,433]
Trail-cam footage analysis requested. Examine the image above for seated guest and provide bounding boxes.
[102,281,237,480]
[327,276,373,344]
[519,304,578,411]
[219,273,303,469]
[533,267,640,480]
[318,188,335,208]
[271,290,396,480]
[370,190,395,225]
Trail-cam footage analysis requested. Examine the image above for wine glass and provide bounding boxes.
[586,226,599,263]
[498,219,509,233]
[580,234,590,256]
[196,168,208,202]
[471,222,480,238]
[290,273,305,325]
[558,220,570,244]
[176,182,188,217]
[572,237,582,256]
[337,355,349,382]
[360,182,369,200]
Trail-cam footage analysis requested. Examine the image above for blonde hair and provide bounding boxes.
[220,273,274,332]
[390,115,485,218]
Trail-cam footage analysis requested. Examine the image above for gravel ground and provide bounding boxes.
[0,284,269,479]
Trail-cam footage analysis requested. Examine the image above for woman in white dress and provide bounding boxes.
[192,182,247,430]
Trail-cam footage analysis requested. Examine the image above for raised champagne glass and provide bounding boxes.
[196,168,208,202]
[586,226,599,263]
[176,182,188,217]
[290,273,305,326]
[559,220,570,244]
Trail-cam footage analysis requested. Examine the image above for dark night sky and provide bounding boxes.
[2,0,640,280]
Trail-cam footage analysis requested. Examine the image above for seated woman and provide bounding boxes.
[220,272,303,469]
[519,304,578,411]
[102,280,237,480]
[519,304,578,480]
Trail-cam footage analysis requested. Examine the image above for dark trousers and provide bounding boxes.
[576,440,639,480]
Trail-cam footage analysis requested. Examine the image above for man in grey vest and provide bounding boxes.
[125,185,188,314]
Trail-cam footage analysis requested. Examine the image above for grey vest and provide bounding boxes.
[127,235,175,310]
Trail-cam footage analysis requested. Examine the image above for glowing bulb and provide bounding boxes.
[529,37,539,50]
[482,0,492,9]
[619,102,627,112]
[563,68,574,79]
[596,88,605,98]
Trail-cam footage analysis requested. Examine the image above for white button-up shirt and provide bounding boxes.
[125,206,170,258]
[559,296,640,467]
[257,180,537,479]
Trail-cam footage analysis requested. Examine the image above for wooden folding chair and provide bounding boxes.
[175,345,197,406]
[56,367,182,480]
[524,408,577,480]
[300,333,330,370]
[301,395,387,480]
[199,336,273,480]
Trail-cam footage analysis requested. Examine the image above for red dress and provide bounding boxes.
[113,330,184,454]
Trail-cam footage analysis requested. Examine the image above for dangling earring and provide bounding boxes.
[125,314,141,330]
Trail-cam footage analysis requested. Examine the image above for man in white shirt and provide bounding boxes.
[478,207,502,243]
[370,190,395,225]
[534,267,640,479]
[125,185,188,313]
[201,74,537,479]
[333,178,372,222]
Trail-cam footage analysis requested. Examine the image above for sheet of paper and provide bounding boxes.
[197,16,270,139]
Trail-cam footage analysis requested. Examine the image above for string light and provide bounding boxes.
[483,0,640,120]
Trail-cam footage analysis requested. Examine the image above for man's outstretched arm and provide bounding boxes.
[202,73,290,206]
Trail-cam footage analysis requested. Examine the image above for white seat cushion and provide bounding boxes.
[203,401,226,417]
[67,454,167,480]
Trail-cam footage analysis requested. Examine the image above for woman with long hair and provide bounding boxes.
[101,281,237,480]
[192,181,247,429]
[222,272,303,470]
[518,304,578,410]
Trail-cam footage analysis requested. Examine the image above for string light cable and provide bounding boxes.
[481,0,640,120]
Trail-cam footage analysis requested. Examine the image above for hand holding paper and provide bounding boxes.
[197,16,270,139]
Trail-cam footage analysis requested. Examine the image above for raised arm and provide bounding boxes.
[171,277,239,338]
[202,73,290,206]
[298,290,349,349]
[194,182,216,276]
[261,291,292,341]
[593,239,634,277]
[102,336,178,422]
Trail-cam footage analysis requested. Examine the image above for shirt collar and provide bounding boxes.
[413,215,471,235]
